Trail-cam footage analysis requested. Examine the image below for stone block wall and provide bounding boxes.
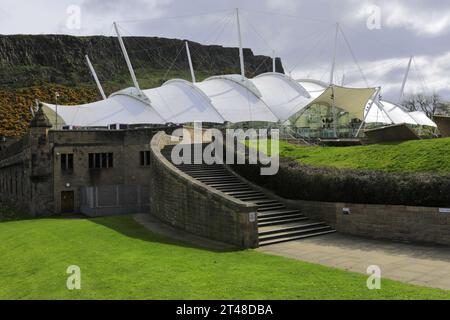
[149,132,259,249]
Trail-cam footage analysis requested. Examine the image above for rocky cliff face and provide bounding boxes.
[0,35,283,87]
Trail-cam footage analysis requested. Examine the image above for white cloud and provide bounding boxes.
[265,0,301,11]
[354,1,450,36]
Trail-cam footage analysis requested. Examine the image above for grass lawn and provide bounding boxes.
[249,138,450,173]
[0,215,448,300]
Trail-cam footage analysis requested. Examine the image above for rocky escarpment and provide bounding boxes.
[0,35,283,87]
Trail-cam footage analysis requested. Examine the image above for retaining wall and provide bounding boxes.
[148,132,259,249]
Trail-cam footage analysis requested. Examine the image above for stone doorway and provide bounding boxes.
[61,191,74,213]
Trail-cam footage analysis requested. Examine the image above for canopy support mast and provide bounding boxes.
[398,55,413,103]
[236,8,245,78]
[185,41,196,83]
[272,50,276,73]
[329,23,339,86]
[113,22,141,93]
[85,55,107,100]
[330,23,339,138]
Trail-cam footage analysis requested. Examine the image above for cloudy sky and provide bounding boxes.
[1,0,449,101]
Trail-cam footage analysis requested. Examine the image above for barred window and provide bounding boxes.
[89,153,113,169]
[140,151,151,166]
[61,153,74,171]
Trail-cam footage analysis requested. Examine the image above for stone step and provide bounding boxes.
[208,182,248,188]
[257,204,287,212]
[225,190,264,196]
[235,194,268,200]
[258,213,306,223]
[258,216,310,227]
[258,209,302,219]
[249,199,279,205]
[258,230,336,247]
[259,222,326,236]
[196,176,238,181]
[259,225,333,242]
[216,187,253,193]
[185,170,229,175]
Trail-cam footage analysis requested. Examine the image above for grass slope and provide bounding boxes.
[0,216,448,300]
[250,138,450,173]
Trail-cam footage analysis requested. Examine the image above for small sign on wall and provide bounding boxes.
[439,208,450,214]
[342,208,351,215]
[249,212,256,222]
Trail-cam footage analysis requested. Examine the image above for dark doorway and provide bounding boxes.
[61,191,75,213]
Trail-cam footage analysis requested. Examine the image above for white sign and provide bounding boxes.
[439,208,450,214]
[249,212,256,223]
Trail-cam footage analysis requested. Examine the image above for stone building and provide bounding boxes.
[0,104,172,217]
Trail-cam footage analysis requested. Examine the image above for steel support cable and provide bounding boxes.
[115,10,232,25]
[162,43,187,81]
[281,24,337,59]
[339,25,369,87]
[117,24,177,70]
[241,8,330,24]
[288,28,333,75]
[412,57,431,95]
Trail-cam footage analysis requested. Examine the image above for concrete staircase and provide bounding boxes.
[162,145,335,246]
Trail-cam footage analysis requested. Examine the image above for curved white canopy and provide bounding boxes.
[364,100,392,124]
[408,111,437,127]
[251,73,312,121]
[364,100,436,127]
[195,75,279,123]
[142,79,224,124]
[43,72,434,129]
[378,101,418,125]
[43,94,165,126]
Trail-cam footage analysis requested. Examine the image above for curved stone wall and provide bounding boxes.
[148,132,259,249]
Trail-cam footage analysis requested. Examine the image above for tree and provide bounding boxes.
[402,93,448,118]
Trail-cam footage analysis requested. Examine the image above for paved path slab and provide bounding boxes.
[257,234,450,291]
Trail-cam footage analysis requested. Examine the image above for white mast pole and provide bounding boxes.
[329,22,339,85]
[236,8,245,78]
[185,41,196,83]
[330,23,339,138]
[272,50,276,73]
[85,55,107,100]
[113,22,141,92]
[399,55,413,103]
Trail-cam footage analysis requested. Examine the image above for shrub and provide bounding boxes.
[231,159,450,207]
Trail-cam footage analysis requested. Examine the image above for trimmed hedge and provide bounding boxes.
[231,159,450,207]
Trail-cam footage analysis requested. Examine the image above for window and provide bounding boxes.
[140,151,151,166]
[61,153,74,171]
[89,153,113,169]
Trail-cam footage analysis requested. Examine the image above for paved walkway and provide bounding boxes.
[257,233,450,291]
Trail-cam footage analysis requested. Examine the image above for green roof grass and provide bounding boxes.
[249,138,450,174]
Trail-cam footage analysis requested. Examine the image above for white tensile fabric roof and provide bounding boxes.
[364,100,437,127]
[251,73,312,121]
[142,79,224,124]
[41,72,435,128]
[195,75,279,123]
[42,93,165,126]
[288,80,378,123]
[43,74,281,126]
[408,111,437,127]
